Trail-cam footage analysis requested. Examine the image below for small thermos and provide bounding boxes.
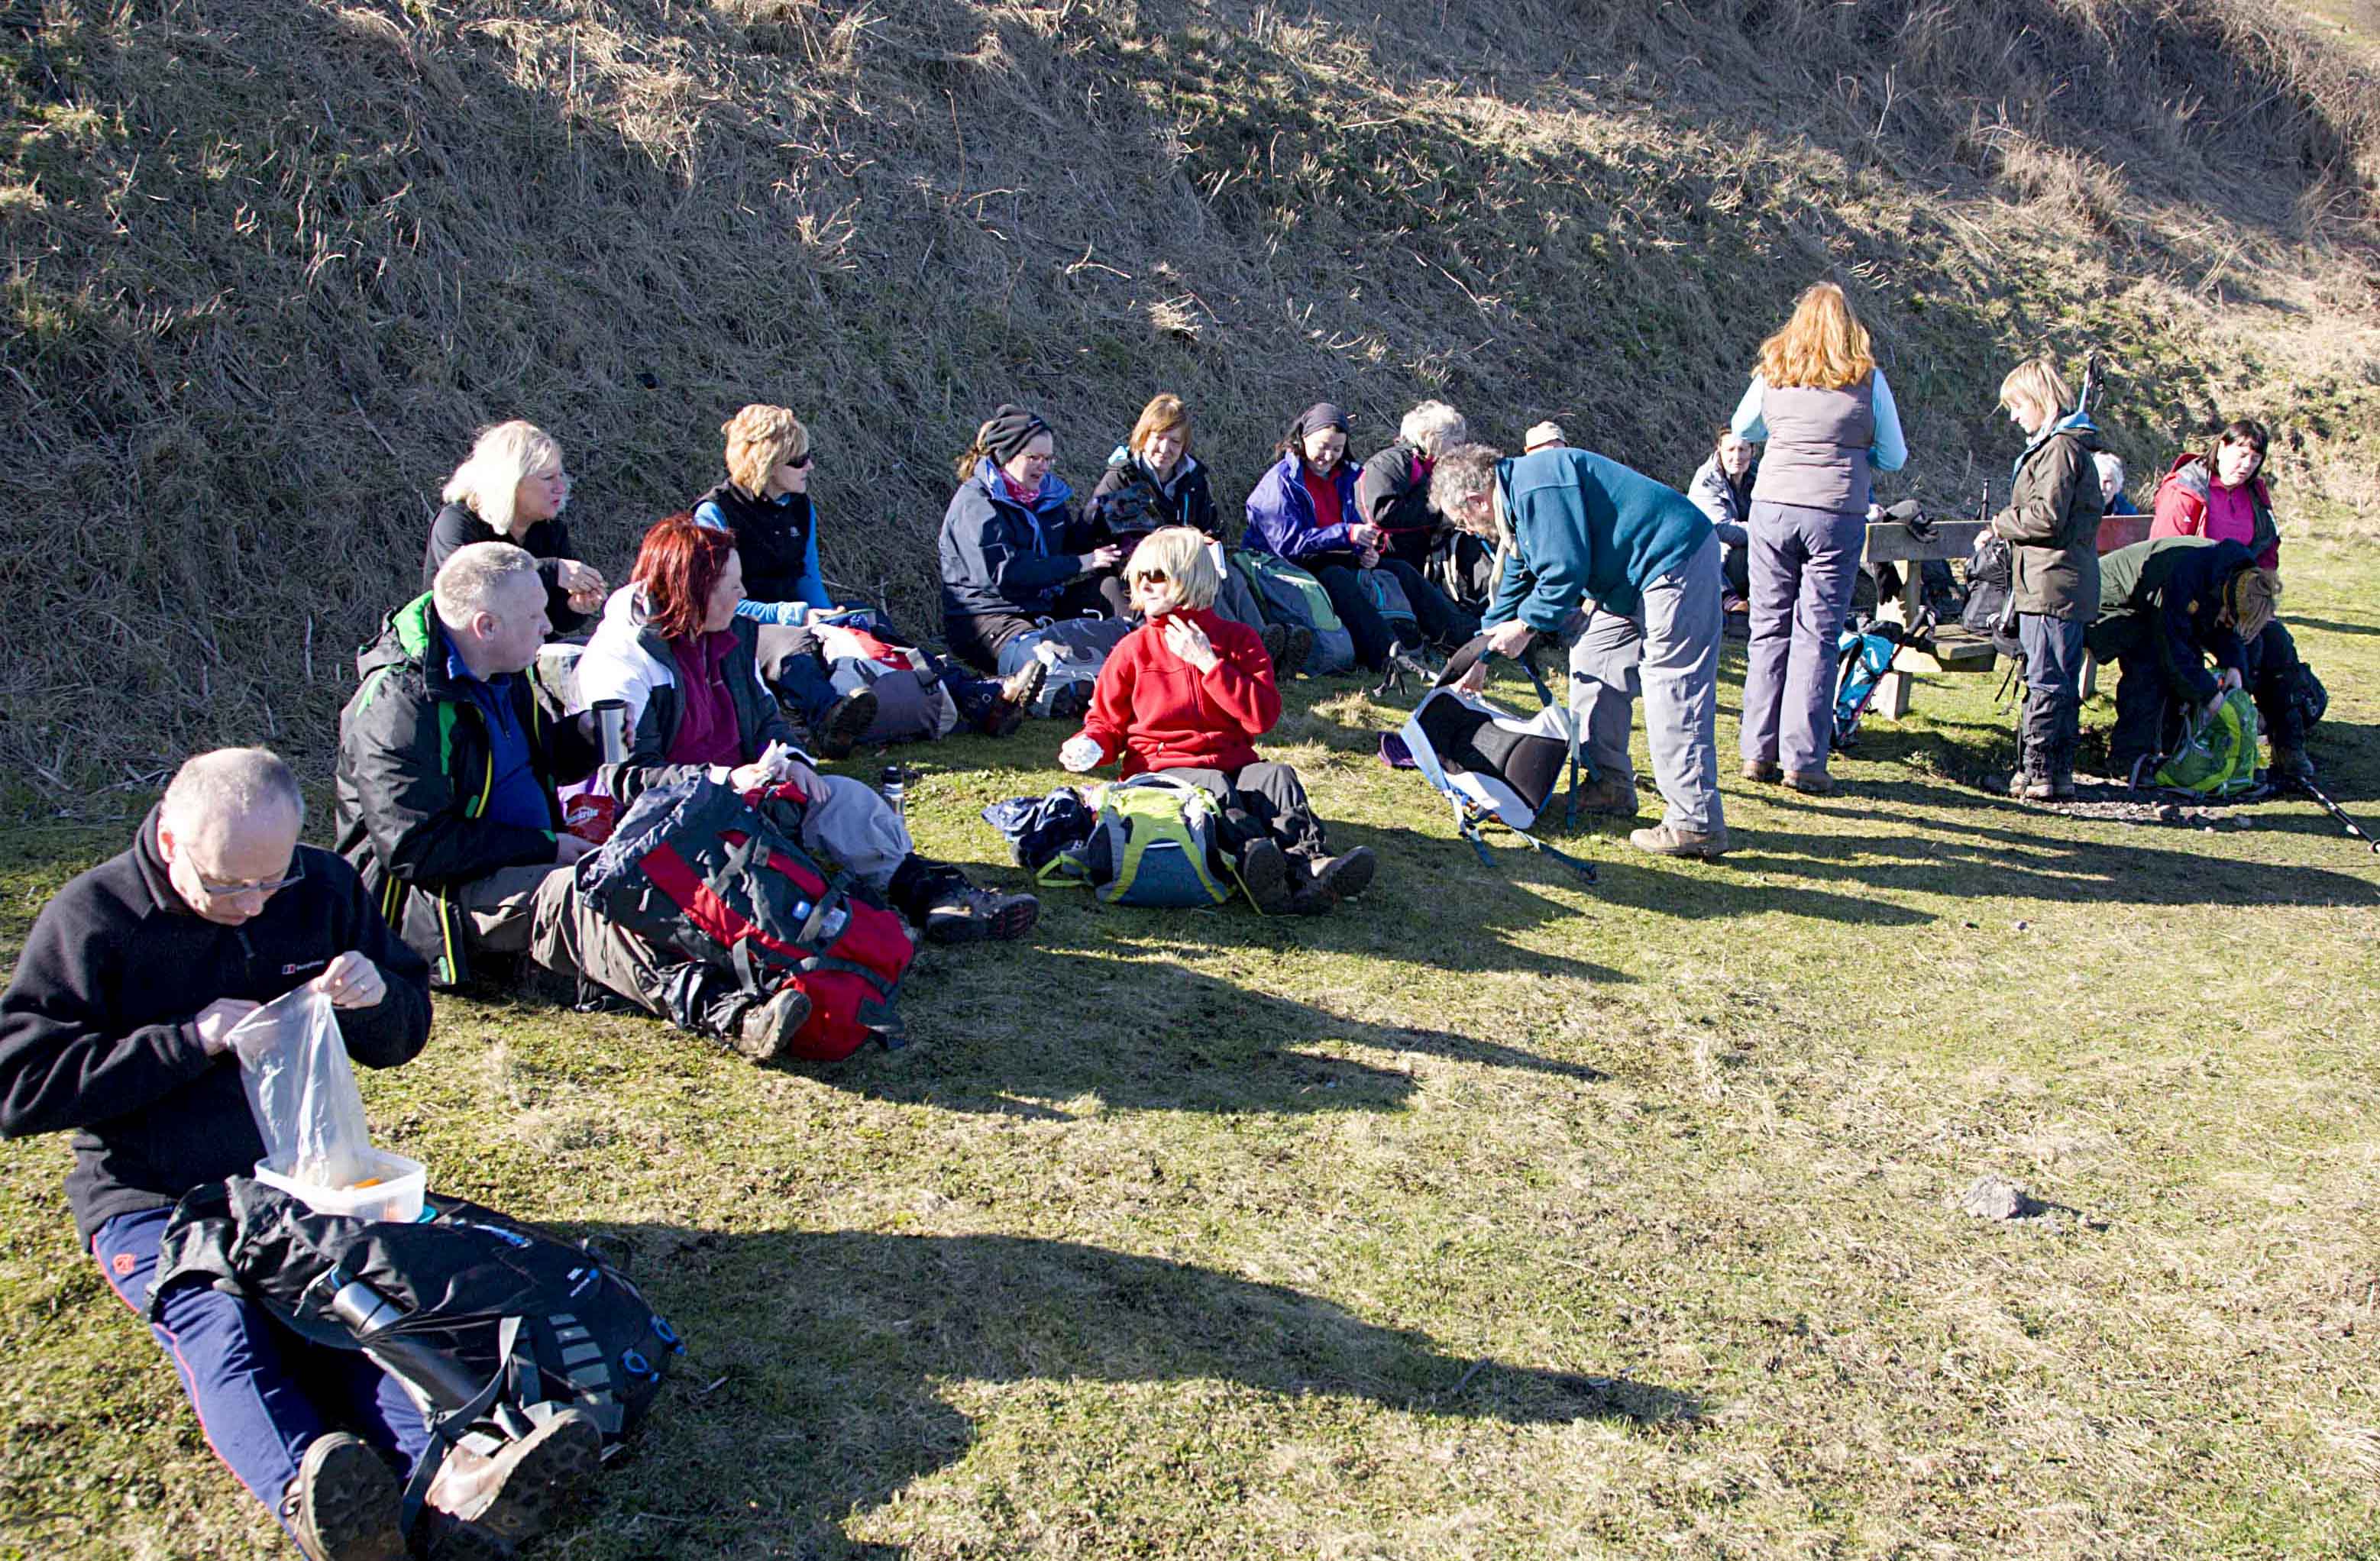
[880,765,905,817]
[592,700,629,764]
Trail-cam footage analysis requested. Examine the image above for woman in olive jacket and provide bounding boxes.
[1990,357,2105,800]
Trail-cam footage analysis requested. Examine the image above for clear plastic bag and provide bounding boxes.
[232,984,377,1190]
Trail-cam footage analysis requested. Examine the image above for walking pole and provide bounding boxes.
[2288,773,2380,854]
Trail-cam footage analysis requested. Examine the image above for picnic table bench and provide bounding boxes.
[1858,511,2157,718]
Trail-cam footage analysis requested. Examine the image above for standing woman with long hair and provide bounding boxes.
[1728,282,1907,794]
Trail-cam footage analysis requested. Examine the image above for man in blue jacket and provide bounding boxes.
[1431,444,1729,858]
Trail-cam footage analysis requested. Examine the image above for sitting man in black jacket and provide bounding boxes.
[336,541,601,988]
[0,748,596,1559]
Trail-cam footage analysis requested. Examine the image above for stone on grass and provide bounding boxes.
[1955,1174,2041,1220]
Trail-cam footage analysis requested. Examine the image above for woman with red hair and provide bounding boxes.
[549,515,1039,1062]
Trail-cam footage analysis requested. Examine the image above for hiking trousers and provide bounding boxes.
[1161,762,1331,864]
[1311,559,1478,667]
[1741,499,1866,776]
[1567,529,1726,835]
[2017,613,2088,777]
[92,1207,432,1543]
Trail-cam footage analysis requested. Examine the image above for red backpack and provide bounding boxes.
[578,776,914,1059]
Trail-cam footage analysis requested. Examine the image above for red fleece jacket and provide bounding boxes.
[1075,606,1282,777]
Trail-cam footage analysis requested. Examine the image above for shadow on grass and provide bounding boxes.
[577,1224,1700,1555]
[858,945,1609,1120]
[2289,617,2380,639]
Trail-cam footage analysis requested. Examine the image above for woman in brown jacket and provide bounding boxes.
[1990,357,2104,800]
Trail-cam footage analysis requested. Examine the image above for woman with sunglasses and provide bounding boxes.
[1059,528,1375,916]
[695,404,1041,743]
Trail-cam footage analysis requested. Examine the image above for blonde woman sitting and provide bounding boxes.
[1059,528,1375,916]
[423,419,607,635]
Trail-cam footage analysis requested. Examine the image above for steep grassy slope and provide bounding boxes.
[3,0,2379,789]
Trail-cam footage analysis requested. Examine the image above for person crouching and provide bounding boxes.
[1058,528,1375,915]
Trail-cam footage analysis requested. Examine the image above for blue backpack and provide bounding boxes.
[1833,619,1906,749]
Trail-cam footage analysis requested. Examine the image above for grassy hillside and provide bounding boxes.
[4,0,2380,792]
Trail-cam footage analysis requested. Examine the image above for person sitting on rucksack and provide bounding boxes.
[696,405,1041,744]
[1354,399,1470,570]
[1242,402,1477,672]
[939,404,1129,674]
[547,515,1040,1059]
[0,748,603,1561]
[423,420,608,637]
[1058,528,1376,915]
[2087,536,2298,780]
[1685,425,1761,606]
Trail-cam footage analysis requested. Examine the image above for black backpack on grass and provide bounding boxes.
[152,1178,682,1524]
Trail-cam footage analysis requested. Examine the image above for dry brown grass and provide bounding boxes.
[3,0,2380,795]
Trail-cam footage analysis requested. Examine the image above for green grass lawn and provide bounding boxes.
[4,544,2378,1559]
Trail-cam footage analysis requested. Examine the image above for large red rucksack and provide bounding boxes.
[577,775,914,1059]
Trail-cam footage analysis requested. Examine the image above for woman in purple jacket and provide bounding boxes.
[1241,402,1475,671]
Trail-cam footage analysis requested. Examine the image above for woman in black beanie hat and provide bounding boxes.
[939,405,1131,680]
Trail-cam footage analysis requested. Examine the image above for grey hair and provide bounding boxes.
[1428,443,1506,539]
[160,747,305,835]
[441,419,563,535]
[2094,451,2126,490]
[1399,400,1469,458]
[432,540,542,623]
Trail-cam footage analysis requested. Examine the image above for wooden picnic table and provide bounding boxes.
[1861,516,1994,719]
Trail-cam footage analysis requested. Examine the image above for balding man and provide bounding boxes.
[336,541,601,987]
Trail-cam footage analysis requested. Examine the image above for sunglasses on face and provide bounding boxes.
[1132,570,1170,587]
[781,452,814,470]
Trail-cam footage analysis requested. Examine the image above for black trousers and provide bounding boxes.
[2101,616,2307,771]
[1163,762,1329,864]
[1311,558,1478,667]
[945,574,1132,671]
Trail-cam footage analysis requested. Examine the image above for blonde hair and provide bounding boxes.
[432,540,542,624]
[2224,567,2282,644]
[1399,400,1468,457]
[1128,393,1192,456]
[1125,527,1219,611]
[1998,358,2073,430]
[722,404,810,493]
[441,420,564,535]
[1754,282,1877,392]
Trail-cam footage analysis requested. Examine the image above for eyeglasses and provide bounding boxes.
[195,858,306,900]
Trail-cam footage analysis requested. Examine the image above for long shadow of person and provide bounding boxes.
[574,1224,1703,1556]
[859,947,1612,1120]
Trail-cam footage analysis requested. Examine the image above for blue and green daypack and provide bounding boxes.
[1040,774,1233,908]
[2146,688,2262,796]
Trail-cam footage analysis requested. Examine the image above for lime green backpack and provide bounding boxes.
[1040,774,1233,908]
[2150,689,2262,796]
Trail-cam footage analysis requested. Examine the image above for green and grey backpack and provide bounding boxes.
[1040,774,1233,908]
[2145,688,2262,797]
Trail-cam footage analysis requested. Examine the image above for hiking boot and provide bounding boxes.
[283,1433,406,1561]
[1046,681,1090,721]
[924,883,1040,945]
[1257,623,1293,671]
[1288,881,1338,916]
[1628,823,1729,858]
[2270,744,2314,784]
[419,1408,603,1560]
[1741,759,1782,784]
[1306,846,1376,903]
[1574,773,1640,817]
[1234,839,1298,915]
[732,982,813,1063]
[809,688,878,761]
[1782,769,1833,796]
[1279,625,1315,676]
[982,661,1046,737]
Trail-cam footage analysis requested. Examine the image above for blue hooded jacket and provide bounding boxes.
[939,457,1091,621]
[1483,448,1713,629]
[1241,452,1364,564]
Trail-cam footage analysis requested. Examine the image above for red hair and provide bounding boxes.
[632,513,736,641]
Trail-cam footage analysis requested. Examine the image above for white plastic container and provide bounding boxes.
[253,1149,427,1224]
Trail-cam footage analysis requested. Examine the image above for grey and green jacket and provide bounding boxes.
[333,593,599,985]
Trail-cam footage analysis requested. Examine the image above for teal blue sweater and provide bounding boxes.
[1485,448,1713,629]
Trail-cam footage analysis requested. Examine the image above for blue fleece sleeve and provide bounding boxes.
[692,500,728,533]
[791,521,828,617]
[1728,377,1767,442]
[732,598,803,625]
[1869,370,1908,473]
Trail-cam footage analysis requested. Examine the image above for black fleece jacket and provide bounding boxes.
[0,810,432,1242]
[422,502,592,636]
